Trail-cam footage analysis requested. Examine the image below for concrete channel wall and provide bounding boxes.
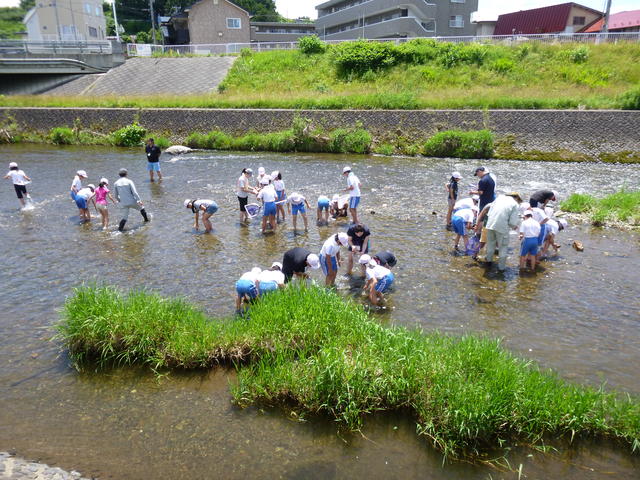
[2,108,640,155]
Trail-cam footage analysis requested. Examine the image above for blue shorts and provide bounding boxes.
[70,191,77,201]
[537,223,547,247]
[520,237,539,257]
[452,215,466,236]
[205,202,218,215]
[349,196,360,209]
[318,199,330,210]
[292,203,306,215]
[258,281,278,295]
[236,279,258,299]
[276,190,286,202]
[375,273,394,293]
[320,254,338,276]
[75,196,87,209]
[147,162,161,172]
[263,201,276,217]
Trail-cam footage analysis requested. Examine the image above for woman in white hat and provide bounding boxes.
[4,162,31,208]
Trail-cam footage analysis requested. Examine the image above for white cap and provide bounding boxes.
[471,194,480,201]
[251,267,262,275]
[307,253,320,269]
[337,232,349,246]
[332,194,339,202]
[258,167,265,175]
[271,170,279,179]
[452,171,462,179]
[271,262,283,270]
[87,184,95,190]
[100,177,109,185]
[184,199,192,208]
[358,254,371,265]
[558,219,568,228]
[77,170,87,177]
[343,166,351,174]
[368,259,377,268]
[9,162,17,168]
[260,175,271,185]
[523,211,533,217]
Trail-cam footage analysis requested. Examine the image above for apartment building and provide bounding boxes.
[250,22,317,43]
[315,0,478,40]
[23,0,107,41]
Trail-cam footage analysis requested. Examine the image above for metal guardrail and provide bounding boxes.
[126,32,640,56]
[0,40,113,55]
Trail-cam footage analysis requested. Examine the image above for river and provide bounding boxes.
[1,144,639,479]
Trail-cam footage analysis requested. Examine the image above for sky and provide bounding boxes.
[1,0,637,18]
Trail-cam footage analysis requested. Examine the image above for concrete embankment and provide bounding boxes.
[2,107,640,160]
[0,452,89,480]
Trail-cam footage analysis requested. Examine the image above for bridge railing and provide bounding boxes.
[0,40,113,56]
[126,32,640,56]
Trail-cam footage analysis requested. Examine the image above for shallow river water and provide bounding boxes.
[1,144,639,479]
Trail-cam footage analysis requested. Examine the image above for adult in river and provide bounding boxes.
[145,138,162,182]
[475,192,522,272]
[470,166,495,213]
[114,168,149,232]
[184,198,218,233]
[529,190,558,209]
[281,247,320,283]
[370,251,397,269]
[237,168,256,223]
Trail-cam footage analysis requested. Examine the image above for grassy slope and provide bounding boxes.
[57,285,640,459]
[1,42,640,109]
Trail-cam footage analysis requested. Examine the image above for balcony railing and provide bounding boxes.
[0,40,112,55]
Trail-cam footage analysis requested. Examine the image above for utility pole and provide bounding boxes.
[602,0,612,33]
[69,0,78,41]
[148,0,157,44]
[111,0,120,41]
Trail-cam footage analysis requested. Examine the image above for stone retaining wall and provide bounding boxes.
[2,108,640,155]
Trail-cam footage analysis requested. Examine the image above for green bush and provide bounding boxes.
[618,87,640,110]
[298,35,327,54]
[111,123,147,147]
[185,132,207,148]
[332,40,397,76]
[560,193,594,213]
[153,136,171,149]
[374,143,395,155]
[423,130,494,159]
[329,127,372,154]
[490,58,515,74]
[49,127,74,145]
[569,46,589,64]
[394,38,439,64]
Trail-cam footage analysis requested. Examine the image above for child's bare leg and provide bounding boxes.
[302,213,308,230]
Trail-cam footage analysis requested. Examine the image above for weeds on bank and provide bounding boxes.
[56,285,640,460]
[561,190,640,225]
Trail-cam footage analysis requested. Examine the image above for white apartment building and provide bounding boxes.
[24,0,107,42]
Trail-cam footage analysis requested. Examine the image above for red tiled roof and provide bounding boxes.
[584,10,640,32]
[494,3,601,35]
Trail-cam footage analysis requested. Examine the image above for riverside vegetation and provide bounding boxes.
[561,190,640,226]
[1,39,640,110]
[57,285,640,462]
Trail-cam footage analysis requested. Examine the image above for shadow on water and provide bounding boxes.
[1,144,639,479]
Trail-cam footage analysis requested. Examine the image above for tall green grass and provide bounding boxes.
[57,285,640,459]
[561,190,640,226]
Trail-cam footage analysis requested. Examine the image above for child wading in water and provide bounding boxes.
[184,198,219,233]
[519,211,541,270]
[95,178,116,230]
[4,162,31,208]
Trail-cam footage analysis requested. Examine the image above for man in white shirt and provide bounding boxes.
[476,192,522,272]
[114,168,149,232]
[342,166,361,224]
[319,231,349,286]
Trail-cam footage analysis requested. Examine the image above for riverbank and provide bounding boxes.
[0,452,88,480]
[560,190,640,228]
[56,285,640,462]
[2,109,640,162]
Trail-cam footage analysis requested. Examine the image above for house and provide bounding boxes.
[185,0,250,44]
[474,19,497,36]
[493,2,602,35]
[314,0,479,40]
[23,0,107,41]
[584,10,640,33]
[250,22,316,43]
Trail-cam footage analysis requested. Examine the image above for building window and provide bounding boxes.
[84,3,92,14]
[227,18,241,29]
[88,26,98,37]
[573,16,586,25]
[95,5,101,16]
[449,15,464,28]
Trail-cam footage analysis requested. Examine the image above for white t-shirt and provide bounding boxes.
[366,264,391,280]
[71,175,83,192]
[257,184,276,203]
[347,172,361,197]
[258,269,285,285]
[256,174,266,187]
[454,198,474,210]
[518,202,531,215]
[6,170,28,185]
[288,193,305,205]
[240,270,260,284]
[320,236,341,257]
[545,219,559,237]
[237,175,249,198]
[453,208,474,224]
[76,187,94,200]
[193,199,214,210]
[531,207,548,224]
[273,179,285,192]
[519,217,541,238]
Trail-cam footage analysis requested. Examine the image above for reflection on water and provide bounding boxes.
[1,144,639,479]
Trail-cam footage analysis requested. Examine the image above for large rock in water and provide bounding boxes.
[165,145,193,155]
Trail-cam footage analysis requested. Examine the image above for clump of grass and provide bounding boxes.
[561,190,640,226]
[57,285,640,460]
[423,130,494,159]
